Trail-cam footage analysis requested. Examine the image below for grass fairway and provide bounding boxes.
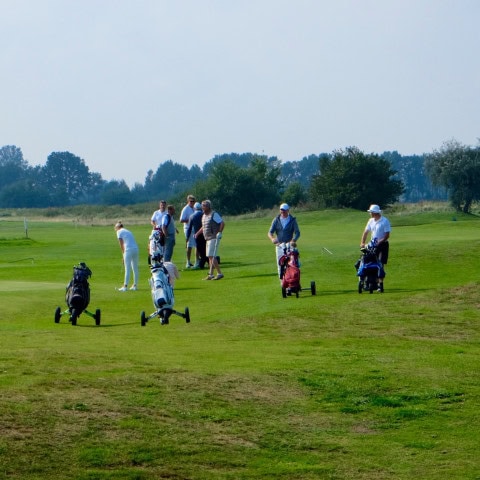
[0,208,479,479]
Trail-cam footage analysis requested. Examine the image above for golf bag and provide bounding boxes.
[148,228,165,265]
[355,241,385,293]
[150,257,174,312]
[55,262,100,326]
[279,245,301,290]
[141,252,190,326]
[278,243,317,298]
[66,262,91,311]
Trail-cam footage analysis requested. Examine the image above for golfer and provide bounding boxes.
[268,203,301,278]
[114,221,139,291]
[196,200,225,280]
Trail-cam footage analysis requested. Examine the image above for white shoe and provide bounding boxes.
[117,286,128,292]
[129,285,137,291]
[186,262,193,268]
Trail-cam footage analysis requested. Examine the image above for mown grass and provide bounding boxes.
[0,207,479,479]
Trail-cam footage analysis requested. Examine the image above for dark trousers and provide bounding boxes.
[196,235,208,269]
[376,241,389,265]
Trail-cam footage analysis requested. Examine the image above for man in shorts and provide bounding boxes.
[196,200,225,280]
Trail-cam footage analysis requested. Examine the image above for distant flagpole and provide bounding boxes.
[24,217,28,238]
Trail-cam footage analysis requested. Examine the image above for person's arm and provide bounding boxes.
[161,215,169,237]
[118,237,125,255]
[378,232,390,244]
[293,219,300,242]
[180,208,189,224]
[268,218,278,243]
[360,230,368,247]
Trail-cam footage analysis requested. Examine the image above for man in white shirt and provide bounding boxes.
[179,195,196,268]
[360,204,391,292]
[151,200,167,228]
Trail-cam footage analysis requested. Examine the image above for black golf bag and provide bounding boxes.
[55,262,101,326]
[66,262,91,311]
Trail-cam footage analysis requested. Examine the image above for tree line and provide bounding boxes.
[0,140,478,213]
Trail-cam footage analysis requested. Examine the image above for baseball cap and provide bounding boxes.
[194,202,202,210]
[367,204,381,213]
[280,203,290,211]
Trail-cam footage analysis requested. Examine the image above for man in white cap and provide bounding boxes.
[360,204,391,292]
[268,203,301,278]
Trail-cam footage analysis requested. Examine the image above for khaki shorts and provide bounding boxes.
[206,238,220,257]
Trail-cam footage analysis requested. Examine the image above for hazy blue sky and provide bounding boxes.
[2,0,478,186]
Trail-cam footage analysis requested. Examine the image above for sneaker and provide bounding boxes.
[129,285,137,291]
[186,262,194,268]
[377,285,384,293]
[213,274,224,280]
[203,275,214,280]
[117,286,128,292]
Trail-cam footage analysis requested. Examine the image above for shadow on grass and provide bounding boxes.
[318,287,432,296]
[55,321,140,328]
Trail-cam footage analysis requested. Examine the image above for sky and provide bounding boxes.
[1,0,479,187]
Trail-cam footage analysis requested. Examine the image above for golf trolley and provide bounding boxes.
[278,242,316,298]
[355,241,385,294]
[141,232,190,326]
[54,262,101,326]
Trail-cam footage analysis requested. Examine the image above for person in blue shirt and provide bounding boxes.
[162,205,178,262]
[267,203,300,278]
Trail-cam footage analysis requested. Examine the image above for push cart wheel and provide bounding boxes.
[281,288,287,298]
[95,309,101,326]
[310,281,316,296]
[141,311,147,327]
[54,307,61,323]
[184,307,190,323]
[70,309,79,326]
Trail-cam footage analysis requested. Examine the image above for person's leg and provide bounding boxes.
[212,238,222,277]
[131,248,139,288]
[198,236,207,268]
[123,250,132,286]
[377,243,388,291]
[275,244,284,278]
[164,238,174,262]
[203,240,215,279]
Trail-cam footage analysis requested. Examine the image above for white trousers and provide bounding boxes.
[124,248,139,286]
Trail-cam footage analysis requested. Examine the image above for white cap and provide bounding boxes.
[194,202,202,210]
[280,203,290,211]
[367,204,382,213]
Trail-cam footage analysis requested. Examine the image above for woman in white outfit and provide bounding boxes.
[114,221,139,291]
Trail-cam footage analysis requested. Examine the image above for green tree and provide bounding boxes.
[424,139,480,213]
[100,180,133,205]
[0,179,51,208]
[283,181,307,207]
[0,145,30,192]
[39,151,102,206]
[144,160,203,201]
[194,157,282,215]
[280,154,321,187]
[309,147,404,210]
